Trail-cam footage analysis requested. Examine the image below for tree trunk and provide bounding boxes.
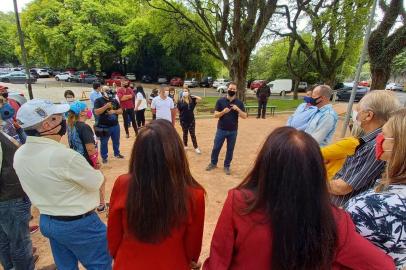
[229,53,250,102]
[370,66,391,90]
[293,79,300,100]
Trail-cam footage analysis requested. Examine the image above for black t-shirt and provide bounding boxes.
[94,97,119,127]
[177,97,197,123]
[69,122,95,166]
[215,97,245,131]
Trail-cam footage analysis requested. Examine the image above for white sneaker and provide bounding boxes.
[195,148,201,154]
[184,146,189,150]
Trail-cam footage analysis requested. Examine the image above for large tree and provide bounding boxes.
[271,0,371,87]
[368,0,406,90]
[0,12,19,65]
[147,0,278,100]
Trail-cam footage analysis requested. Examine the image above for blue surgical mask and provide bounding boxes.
[304,96,313,104]
[0,103,15,121]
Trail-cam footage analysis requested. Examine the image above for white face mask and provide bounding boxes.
[164,91,169,97]
[66,97,75,103]
[352,110,362,128]
[183,92,189,97]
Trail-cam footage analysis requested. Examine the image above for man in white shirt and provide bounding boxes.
[13,99,112,270]
[151,85,176,124]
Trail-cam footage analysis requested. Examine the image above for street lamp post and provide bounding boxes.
[340,0,378,137]
[13,0,33,100]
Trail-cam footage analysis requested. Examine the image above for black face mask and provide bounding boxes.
[309,96,321,106]
[25,119,67,137]
[1,92,8,99]
[228,90,236,97]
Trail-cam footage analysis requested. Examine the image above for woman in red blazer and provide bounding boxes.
[108,120,205,270]
[204,127,395,270]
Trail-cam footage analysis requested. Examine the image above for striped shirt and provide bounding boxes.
[330,128,385,206]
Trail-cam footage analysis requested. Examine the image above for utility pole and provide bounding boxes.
[13,0,33,100]
[340,0,377,137]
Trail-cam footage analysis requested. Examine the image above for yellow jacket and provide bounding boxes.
[321,137,360,181]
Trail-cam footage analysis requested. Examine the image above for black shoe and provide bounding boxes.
[115,154,124,159]
[206,163,217,171]
[256,116,260,119]
[102,158,108,164]
[224,167,231,175]
[262,116,266,119]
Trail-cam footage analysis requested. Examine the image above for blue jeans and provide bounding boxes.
[0,197,34,270]
[99,124,120,160]
[40,213,112,270]
[210,129,238,168]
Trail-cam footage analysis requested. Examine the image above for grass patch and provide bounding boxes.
[197,97,302,113]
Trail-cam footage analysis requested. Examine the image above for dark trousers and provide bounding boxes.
[99,124,120,160]
[181,120,198,148]
[135,109,146,127]
[0,197,34,270]
[122,108,138,135]
[257,99,267,118]
[210,129,238,168]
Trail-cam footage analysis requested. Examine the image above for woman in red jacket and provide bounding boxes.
[204,127,395,270]
[107,119,205,270]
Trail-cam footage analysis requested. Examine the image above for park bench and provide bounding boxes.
[245,104,277,116]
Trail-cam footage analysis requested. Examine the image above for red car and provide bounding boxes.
[358,81,370,87]
[111,72,122,78]
[105,76,129,87]
[170,77,184,86]
[250,80,267,90]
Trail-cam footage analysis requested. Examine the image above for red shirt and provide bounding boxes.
[8,99,20,119]
[116,87,135,109]
[204,189,395,270]
[107,174,205,270]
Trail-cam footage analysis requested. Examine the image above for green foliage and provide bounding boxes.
[0,12,18,65]
[3,0,219,76]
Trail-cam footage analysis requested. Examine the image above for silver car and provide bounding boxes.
[0,71,37,84]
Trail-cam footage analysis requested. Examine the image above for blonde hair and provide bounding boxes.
[102,85,110,92]
[181,88,191,104]
[383,108,406,186]
[67,111,79,128]
[359,90,402,124]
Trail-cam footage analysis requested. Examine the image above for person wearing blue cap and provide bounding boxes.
[67,101,107,213]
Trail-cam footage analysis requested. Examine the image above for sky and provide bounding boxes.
[0,0,33,12]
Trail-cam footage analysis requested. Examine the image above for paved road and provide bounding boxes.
[1,77,295,102]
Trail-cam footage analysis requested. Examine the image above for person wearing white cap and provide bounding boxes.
[13,99,112,270]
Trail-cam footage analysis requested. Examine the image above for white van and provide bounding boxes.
[267,79,292,96]
[213,78,230,88]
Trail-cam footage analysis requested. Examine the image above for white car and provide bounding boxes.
[35,69,50,78]
[55,72,71,81]
[125,73,136,81]
[213,78,230,88]
[267,79,292,96]
[386,83,404,92]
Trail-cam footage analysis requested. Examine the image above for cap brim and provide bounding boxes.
[50,103,70,115]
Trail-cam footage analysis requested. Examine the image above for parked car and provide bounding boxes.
[386,83,404,92]
[336,83,369,102]
[298,81,308,91]
[35,69,50,78]
[125,73,136,81]
[200,77,213,87]
[213,78,230,88]
[105,76,129,87]
[267,79,292,96]
[358,81,370,87]
[184,78,199,88]
[29,69,39,79]
[141,75,153,83]
[170,77,184,87]
[69,72,82,82]
[111,71,122,78]
[250,80,267,90]
[0,71,37,84]
[55,72,72,81]
[217,82,231,93]
[82,74,101,84]
[157,76,168,84]
[8,90,27,106]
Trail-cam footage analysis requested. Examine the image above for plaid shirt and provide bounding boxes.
[331,128,385,207]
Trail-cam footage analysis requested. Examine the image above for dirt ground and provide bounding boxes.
[26,104,348,269]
